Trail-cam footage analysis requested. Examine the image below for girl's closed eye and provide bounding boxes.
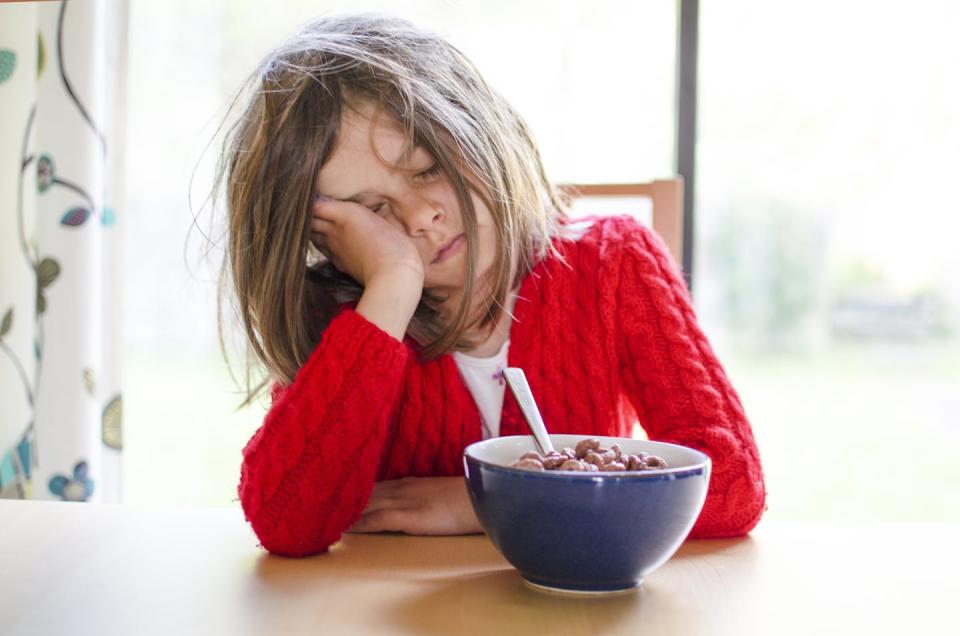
[413,162,442,183]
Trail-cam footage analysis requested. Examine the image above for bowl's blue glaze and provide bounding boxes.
[464,434,711,593]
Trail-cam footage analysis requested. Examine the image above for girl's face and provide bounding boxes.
[315,102,498,305]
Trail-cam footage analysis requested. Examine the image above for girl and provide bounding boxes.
[217,13,766,557]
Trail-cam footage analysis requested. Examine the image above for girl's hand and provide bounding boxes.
[346,477,484,536]
[311,196,425,287]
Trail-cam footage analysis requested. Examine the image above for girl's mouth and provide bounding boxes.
[432,234,465,264]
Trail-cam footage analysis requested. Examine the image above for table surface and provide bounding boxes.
[1,499,956,635]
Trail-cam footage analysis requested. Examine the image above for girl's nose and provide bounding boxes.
[401,197,444,235]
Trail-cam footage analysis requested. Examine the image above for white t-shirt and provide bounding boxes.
[452,339,510,439]
[451,217,596,438]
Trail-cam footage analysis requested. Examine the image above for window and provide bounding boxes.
[697,0,960,521]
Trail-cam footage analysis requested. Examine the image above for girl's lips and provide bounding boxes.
[432,234,465,264]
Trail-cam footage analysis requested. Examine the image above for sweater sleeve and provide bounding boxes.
[238,308,410,557]
[611,218,766,538]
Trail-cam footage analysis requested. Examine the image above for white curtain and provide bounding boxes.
[0,0,127,503]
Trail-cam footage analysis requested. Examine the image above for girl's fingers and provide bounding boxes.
[363,480,413,513]
[361,494,408,515]
[370,478,414,497]
[311,217,334,233]
[347,509,414,534]
[314,194,375,223]
[313,194,346,222]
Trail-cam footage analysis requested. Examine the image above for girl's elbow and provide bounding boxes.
[257,534,333,558]
[245,510,337,558]
[690,474,767,539]
[240,488,347,557]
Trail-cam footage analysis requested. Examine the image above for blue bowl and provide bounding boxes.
[464,434,711,594]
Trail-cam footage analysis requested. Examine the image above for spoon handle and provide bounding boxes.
[502,368,556,455]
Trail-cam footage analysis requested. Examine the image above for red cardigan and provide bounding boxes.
[238,216,766,556]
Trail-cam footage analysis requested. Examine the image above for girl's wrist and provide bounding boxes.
[367,259,424,287]
[356,271,423,341]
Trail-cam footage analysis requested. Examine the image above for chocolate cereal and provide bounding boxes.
[510,438,668,472]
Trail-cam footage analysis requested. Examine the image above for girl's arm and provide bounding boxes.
[612,218,766,538]
[238,270,421,557]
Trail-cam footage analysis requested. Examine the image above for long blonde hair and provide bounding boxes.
[213,13,570,402]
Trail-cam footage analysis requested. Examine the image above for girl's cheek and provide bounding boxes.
[437,180,462,213]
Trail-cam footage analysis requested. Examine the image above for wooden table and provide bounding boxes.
[1,500,956,635]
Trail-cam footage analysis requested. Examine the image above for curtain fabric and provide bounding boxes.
[0,0,127,502]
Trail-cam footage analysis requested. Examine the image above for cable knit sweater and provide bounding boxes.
[238,215,766,557]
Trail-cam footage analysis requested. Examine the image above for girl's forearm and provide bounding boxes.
[240,309,410,556]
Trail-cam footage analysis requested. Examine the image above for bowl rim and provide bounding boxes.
[463,435,711,481]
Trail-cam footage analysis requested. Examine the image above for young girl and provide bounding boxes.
[218,13,766,557]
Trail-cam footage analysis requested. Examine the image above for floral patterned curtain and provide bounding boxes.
[0,0,127,502]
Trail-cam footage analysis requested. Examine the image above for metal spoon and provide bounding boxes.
[502,368,556,456]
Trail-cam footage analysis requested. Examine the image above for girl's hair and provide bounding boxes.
[213,13,570,402]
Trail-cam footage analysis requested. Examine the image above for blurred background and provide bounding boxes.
[122,0,959,520]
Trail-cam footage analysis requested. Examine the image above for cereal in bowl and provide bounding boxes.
[511,438,668,472]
